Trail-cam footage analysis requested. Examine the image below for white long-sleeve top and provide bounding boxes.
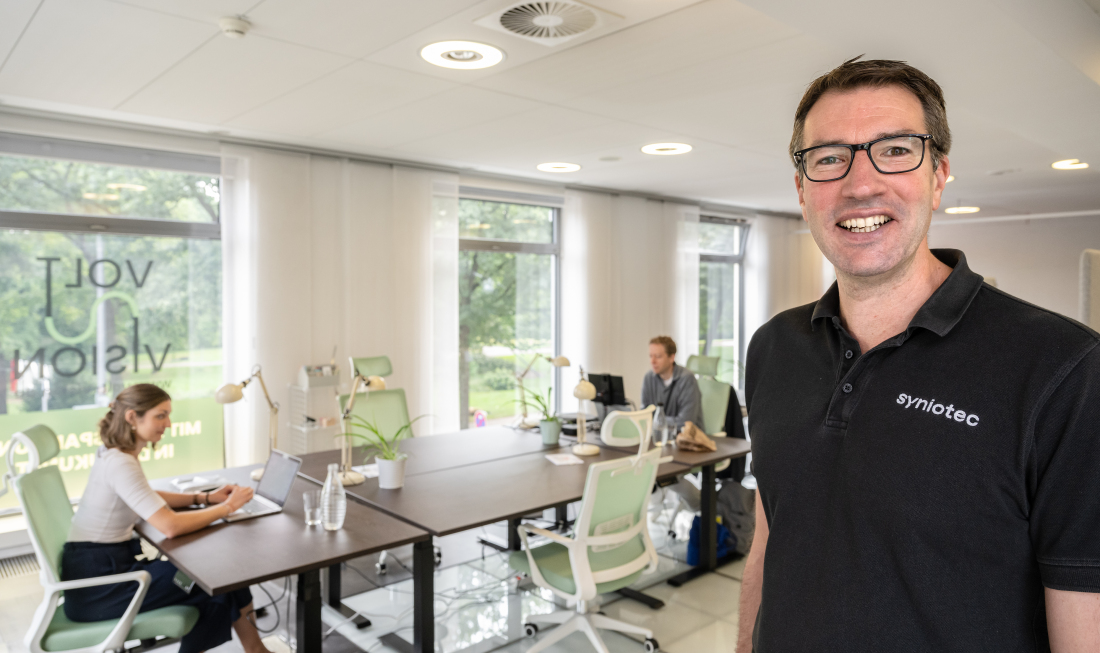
[68,446,167,543]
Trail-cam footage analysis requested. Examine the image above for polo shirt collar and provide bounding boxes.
[810,249,984,337]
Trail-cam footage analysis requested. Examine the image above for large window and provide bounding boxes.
[0,134,224,515]
[458,197,558,428]
[698,216,749,388]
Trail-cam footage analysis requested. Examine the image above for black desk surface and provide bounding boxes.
[308,444,684,537]
[139,465,429,595]
[299,426,559,484]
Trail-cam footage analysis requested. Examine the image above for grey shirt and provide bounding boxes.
[641,363,703,430]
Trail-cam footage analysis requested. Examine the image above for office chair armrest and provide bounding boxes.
[517,524,574,546]
[28,570,152,653]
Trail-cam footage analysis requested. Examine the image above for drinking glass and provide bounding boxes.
[303,490,322,527]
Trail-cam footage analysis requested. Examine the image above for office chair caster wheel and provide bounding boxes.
[376,561,387,575]
[434,548,443,567]
[523,623,539,637]
[667,529,676,539]
[643,638,659,652]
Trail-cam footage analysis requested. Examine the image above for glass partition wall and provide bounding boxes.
[698,216,750,389]
[0,134,224,514]
[458,198,558,428]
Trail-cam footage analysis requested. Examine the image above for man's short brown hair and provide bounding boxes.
[649,336,677,357]
[790,56,951,173]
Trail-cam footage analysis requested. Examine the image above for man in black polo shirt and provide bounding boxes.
[737,58,1100,652]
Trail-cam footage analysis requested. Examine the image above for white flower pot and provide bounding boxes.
[377,455,407,489]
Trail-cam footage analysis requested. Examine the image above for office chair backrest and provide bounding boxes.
[572,447,662,599]
[349,356,393,379]
[599,406,656,448]
[338,388,413,441]
[697,377,731,435]
[15,465,73,585]
[685,354,720,378]
[1,424,60,499]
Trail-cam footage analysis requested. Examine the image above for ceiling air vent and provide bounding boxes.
[476,1,619,47]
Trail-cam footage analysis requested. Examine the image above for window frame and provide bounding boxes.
[0,132,221,240]
[699,215,750,388]
[457,190,562,418]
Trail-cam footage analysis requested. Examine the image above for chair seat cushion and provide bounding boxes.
[509,542,645,596]
[42,605,199,652]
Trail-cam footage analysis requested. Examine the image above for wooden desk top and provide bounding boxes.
[320,445,681,537]
[298,426,560,484]
[602,436,751,470]
[139,465,428,595]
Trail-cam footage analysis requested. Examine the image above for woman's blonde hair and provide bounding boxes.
[99,384,171,451]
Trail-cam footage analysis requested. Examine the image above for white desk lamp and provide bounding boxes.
[572,367,599,456]
[337,373,386,486]
[216,365,278,481]
[515,354,571,428]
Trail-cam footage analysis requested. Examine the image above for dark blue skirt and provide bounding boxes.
[61,539,254,653]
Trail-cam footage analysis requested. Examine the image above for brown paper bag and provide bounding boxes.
[675,421,716,452]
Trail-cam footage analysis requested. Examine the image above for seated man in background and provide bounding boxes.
[641,335,702,430]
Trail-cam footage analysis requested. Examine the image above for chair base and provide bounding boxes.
[526,605,655,653]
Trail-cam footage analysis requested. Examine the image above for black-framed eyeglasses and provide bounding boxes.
[794,134,933,182]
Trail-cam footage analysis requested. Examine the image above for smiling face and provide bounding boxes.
[128,400,172,449]
[796,85,949,281]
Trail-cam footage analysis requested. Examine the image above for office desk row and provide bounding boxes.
[140,428,750,653]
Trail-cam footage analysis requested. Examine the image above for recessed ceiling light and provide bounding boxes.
[945,206,980,214]
[421,41,504,69]
[945,175,955,183]
[537,162,581,173]
[1052,158,1089,170]
[641,143,692,156]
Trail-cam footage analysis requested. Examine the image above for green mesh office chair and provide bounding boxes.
[684,354,720,378]
[7,426,198,653]
[510,446,665,653]
[349,355,393,380]
[599,406,655,448]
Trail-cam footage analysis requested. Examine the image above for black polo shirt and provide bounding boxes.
[745,249,1100,652]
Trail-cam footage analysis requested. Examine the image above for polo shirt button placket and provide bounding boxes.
[845,349,853,359]
[842,383,853,394]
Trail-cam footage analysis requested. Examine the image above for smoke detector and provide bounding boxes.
[476,1,620,47]
[219,16,251,38]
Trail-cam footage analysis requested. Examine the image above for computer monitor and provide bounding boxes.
[588,373,627,407]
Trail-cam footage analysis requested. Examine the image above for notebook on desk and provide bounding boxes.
[224,450,301,523]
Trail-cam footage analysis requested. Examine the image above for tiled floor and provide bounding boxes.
[0,498,746,653]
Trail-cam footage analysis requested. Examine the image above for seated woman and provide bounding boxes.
[61,383,273,653]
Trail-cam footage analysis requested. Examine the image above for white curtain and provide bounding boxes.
[559,190,700,412]
[220,144,458,466]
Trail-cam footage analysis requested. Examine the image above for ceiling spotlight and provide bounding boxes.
[945,175,955,183]
[945,206,980,214]
[641,143,692,156]
[537,162,581,173]
[219,16,251,38]
[1052,159,1089,170]
[421,41,504,69]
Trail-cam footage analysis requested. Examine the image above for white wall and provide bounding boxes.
[930,216,1100,320]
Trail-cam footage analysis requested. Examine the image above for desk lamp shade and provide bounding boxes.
[215,383,244,404]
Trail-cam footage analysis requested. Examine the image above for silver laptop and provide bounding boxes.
[224,450,302,523]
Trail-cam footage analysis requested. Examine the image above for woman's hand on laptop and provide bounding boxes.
[206,484,238,505]
[223,486,254,513]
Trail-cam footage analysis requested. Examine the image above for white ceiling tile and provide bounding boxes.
[226,61,458,137]
[106,0,256,23]
[0,0,41,67]
[118,34,351,123]
[473,1,801,103]
[0,0,216,108]
[246,0,487,58]
[318,85,541,150]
